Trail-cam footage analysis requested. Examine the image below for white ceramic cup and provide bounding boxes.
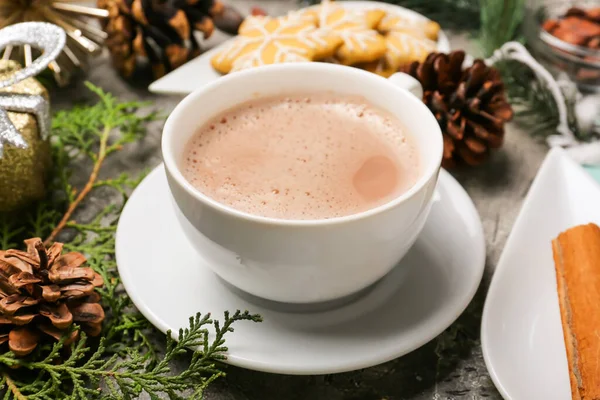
[162,63,442,304]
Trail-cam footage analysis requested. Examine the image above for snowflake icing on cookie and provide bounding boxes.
[384,31,437,70]
[307,0,387,65]
[211,15,341,73]
[378,13,441,41]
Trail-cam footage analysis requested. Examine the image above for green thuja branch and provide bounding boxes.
[0,220,23,250]
[0,83,261,399]
[44,82,156,245]
[64,220,158,361]
[0,312,261,399]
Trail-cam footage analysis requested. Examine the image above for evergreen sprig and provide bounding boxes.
[495,59,583,139]
[479,0,524,57]
[0,83,261,399]
[44,82,157,245]
[0,311,261,399]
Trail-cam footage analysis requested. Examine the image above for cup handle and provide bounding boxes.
[389,72,440,207]
[388,72,423,99]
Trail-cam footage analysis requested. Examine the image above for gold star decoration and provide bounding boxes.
[0,0,108,86]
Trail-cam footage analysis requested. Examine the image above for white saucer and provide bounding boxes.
[148,1,451,95]
[482,148,600,399]
[116,165,485,375]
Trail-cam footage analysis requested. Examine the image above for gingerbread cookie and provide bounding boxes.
[378,14,441,41]
[357,60,396,78]
[211,14,341,74]
[303,0,387,65]
[384,30,437,70]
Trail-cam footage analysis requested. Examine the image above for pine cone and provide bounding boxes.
[0,238,104,356]
[404,51,514,168]
[99,0,237,79]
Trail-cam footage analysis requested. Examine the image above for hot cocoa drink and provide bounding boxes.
[182,92,419,220]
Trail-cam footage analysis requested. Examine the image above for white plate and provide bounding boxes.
[149,1,451,95]
[116,165,484,374]
[482,147,600,399]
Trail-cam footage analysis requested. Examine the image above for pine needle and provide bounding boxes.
[479,0,525,57]
[495,59,580,138]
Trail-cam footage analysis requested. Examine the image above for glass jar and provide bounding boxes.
[524,0,600,92]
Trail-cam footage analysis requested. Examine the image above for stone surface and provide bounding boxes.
[53,1,552,398]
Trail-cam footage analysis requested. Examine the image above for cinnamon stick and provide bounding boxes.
[552,223,600,400]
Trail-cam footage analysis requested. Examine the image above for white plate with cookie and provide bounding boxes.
[149,1,451,95]
[482,148,600,399]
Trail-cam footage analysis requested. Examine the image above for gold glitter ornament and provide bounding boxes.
[0,0,108,86]
[0,60,51,212]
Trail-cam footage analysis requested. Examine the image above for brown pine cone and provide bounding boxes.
[98,0,241,79]
[403,51,514,168]
[0,238,104,356]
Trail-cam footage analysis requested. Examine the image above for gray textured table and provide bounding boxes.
[54,1,550,398]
